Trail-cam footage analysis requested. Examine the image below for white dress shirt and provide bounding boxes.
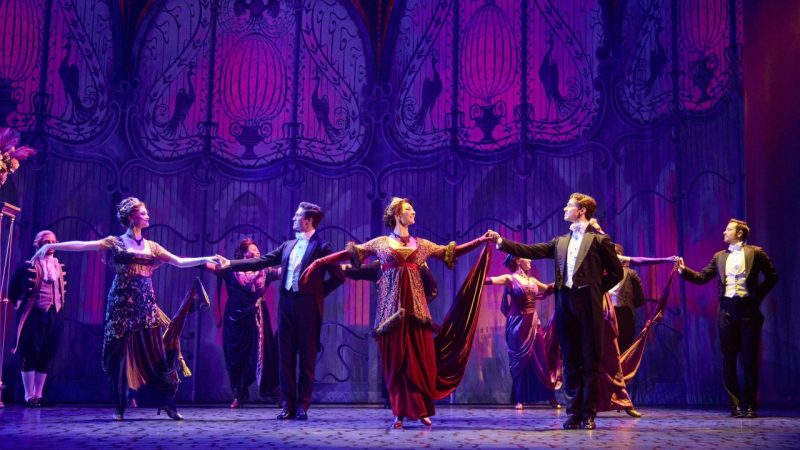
[724,243,748,298]
[565,221,589,288]
[285,230,315,291]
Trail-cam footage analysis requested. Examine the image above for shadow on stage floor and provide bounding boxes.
[1,404,798,449]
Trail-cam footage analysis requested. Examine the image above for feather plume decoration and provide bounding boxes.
[0,127,37,186]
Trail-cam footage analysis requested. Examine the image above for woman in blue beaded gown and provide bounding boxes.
[485,255,561,409]
[34,197,218,421]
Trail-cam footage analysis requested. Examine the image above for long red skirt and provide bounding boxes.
[378,319,438,419]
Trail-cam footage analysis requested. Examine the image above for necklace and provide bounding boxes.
[515,270,532,284]
[126,232,144,246]
[391,232,411,246]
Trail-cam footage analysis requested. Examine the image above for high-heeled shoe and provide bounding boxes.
[419,416,432,427]
[157,403,184,421]
[391,417,403,429]
[113,406,125,421]
[625,408,642,418]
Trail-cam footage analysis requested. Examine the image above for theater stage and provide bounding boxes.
[2,404,797,449]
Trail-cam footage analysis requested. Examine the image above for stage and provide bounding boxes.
[2,404,797,449]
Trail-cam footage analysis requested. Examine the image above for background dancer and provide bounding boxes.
[10,230,66,407]
[207,238,281,408]
[484,255,561,410]
[678,218,778,418]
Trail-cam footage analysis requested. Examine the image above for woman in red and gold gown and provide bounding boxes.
[302,197,493,428]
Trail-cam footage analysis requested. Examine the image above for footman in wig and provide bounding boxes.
[10,231,66,407]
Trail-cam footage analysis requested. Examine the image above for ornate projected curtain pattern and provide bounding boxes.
[1,0,763,406]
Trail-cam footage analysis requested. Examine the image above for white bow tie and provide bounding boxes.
[569,223,584,233]
[295,233,309,241]
[728,243,743,252]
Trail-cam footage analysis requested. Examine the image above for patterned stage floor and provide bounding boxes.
[1,404,797,449]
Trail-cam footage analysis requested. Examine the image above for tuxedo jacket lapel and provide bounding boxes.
[744,245,755,277]
[282,240,297,267]
[300,237,319,273]
[557,234,569,277]
[573,231,593,274]
[716,251,728,285]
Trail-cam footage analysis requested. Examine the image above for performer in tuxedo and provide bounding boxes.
[487,193,623,430]
[677,218,778,419]
[218,202,344,421]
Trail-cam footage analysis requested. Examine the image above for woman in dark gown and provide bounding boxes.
[209,238,280,408]
[485,255,560,409]
[34,197,218,421]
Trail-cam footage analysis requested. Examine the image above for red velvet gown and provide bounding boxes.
[350,237,491,420]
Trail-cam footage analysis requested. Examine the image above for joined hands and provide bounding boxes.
[483,229,501,243]
[215,255,231,269]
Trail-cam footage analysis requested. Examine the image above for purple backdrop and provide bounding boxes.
[1,0,794,407]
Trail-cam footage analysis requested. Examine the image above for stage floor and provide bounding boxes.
[1,404,797,449]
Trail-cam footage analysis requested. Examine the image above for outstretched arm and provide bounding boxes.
[153,244,218,269]
[486,229,556,260]
[221,244,284,272]
[454,235,493,257]
[33,239,107,259]
[535,282,555,299]
[678,254,718,285]
[485,274,512,286]
[623,255,680,266]
[298,249,352,288]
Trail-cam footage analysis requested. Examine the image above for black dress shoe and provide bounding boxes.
[581,417,597,430]
[295,409,308,421]
[277,408,294,420]
[157,404,184,421]
[562,415,581,430]
[745,407,758,419]
[730,407,744,418]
